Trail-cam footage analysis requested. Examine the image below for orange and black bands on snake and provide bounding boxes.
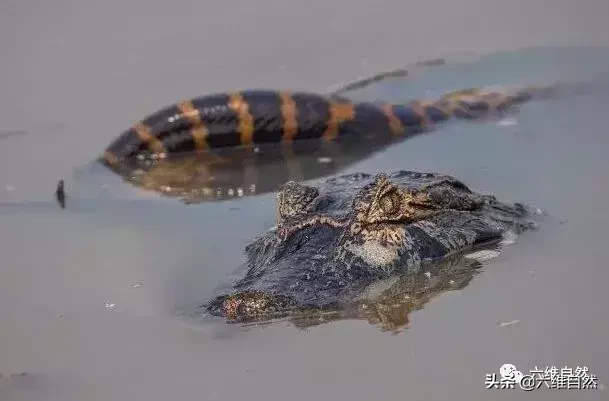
[101,87,539,165]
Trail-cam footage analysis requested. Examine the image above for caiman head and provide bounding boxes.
[205,171,538,329]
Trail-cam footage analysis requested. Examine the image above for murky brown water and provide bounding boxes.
[2,1,609,400]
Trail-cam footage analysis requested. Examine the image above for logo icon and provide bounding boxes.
[500,364,524,384]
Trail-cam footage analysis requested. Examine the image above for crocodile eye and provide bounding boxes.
[379,190,401,215]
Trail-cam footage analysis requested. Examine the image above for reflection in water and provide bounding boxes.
[238,254,483,333]
[101,135,399,204]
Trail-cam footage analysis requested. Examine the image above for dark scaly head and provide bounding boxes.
[206,171,536,323]
[278,172,535,276]
[276,175,436,244]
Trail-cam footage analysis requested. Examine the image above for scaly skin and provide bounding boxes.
[204,171,538,330]
[101,85,552,164]
[99,83,567,203]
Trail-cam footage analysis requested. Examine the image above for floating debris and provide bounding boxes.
[55,179,66,209]
[465,249,501,262]
[129,282,143,289]
[104,301,116,309]
[497,118,518,127]
[317,157,333,164]
[498,319,520,328]
[424,272,432,279]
